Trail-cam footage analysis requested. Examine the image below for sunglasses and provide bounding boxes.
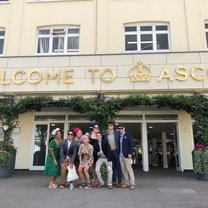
[108,124,113,126]
[119,127,124,129]
[68,133,73,136]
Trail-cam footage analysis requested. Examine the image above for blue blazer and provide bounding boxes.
[104,130,120,150]
[118,132,135,158]
[60,139,77,164]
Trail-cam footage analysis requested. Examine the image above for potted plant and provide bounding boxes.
[192,144,208,180]
[0,148,10,168]
[0,125,17,178]
[0,95,18,178]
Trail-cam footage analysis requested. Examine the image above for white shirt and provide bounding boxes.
[67,140,72,150]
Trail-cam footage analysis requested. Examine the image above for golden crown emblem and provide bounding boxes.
[130,62,151,82]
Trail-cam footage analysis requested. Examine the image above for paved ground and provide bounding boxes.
[0,170,208,208]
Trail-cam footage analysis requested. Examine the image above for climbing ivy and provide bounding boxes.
[1,93,208,146]
[0,96,53,143]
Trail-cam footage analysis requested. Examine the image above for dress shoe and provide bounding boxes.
[116,183,121,188]
[121,184,129,188]
[59,184,65,189]
[108,185,113,189]
[97,184,104,188]
[130,184,136,190]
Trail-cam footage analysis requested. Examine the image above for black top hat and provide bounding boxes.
[118,124,125,129]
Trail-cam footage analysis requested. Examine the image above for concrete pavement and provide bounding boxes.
[0,170,208,208]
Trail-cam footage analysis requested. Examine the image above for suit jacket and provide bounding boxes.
[93,138,112,162]
[60,139,77,164]
[104,130,120,151]
[118,131,135,158]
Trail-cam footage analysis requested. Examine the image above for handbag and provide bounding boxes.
[67,165,79,182]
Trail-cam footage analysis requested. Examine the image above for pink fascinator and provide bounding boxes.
[73,127,81,134]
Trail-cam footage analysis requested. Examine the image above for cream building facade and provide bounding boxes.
[0,0,208,172]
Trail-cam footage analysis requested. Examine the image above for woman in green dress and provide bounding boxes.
[44,128,62,189]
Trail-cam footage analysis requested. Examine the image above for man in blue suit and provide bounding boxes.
[118,124,136,190]
[104,121,122,186]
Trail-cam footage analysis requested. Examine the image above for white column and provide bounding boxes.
[152,138,157,167]
[162,132,168,168]
[142,122,149,172]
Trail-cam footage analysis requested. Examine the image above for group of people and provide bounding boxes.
[44,121,136,190]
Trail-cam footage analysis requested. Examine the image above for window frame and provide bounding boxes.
[0,28,5,56]
[205,22,208,49]
[0,0,10,3]
[28,0,91,2]
[36,26,80,55]
[124,23,171,53]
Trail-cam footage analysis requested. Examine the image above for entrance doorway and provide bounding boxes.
[31,120,92,170]
[147,123,180,170]
[30,113,181,171]
[31,122,64,170]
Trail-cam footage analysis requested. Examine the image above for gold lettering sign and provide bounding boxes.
[175,67,188,81]
[158,68,173,81]
[0,63,208,88]
[12,70,26,84]
[100,68,116,83]
[28,70,42,84]
[64,69,74,84]
[191,66,206,81]
[1,69,10,85]
[45,70,61,84]
[88,68,99,83]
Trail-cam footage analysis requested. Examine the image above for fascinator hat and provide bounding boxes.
[52,128,60,136]
[84,132,91,138]
[73,127,81,134]
[90,121,99,128]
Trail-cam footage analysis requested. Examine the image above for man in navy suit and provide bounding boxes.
[104,121,122,186]
[118,124,136,190]
[59,129,77,188]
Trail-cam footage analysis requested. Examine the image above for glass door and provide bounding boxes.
[31,124,48,170]
[31,122,64,170]
[147,122,179,171]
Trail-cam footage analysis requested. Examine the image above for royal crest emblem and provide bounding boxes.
[130,62,151,82]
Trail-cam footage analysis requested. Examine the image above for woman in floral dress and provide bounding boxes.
[78,133,94,189]
[44,128,62,189]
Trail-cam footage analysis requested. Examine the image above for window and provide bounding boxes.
[28,0,89,2]
[205,22,208,48]
[0,28,5,55]
[36,26,80,55]
[125,23,170,52]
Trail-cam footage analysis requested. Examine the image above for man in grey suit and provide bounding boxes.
[59,129,77,188]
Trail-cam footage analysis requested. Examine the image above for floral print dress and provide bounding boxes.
[78,143,94,167]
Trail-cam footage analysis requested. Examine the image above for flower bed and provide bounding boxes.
[0,149,10,167]
[192,144,208,180]
[0,140,17,178]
